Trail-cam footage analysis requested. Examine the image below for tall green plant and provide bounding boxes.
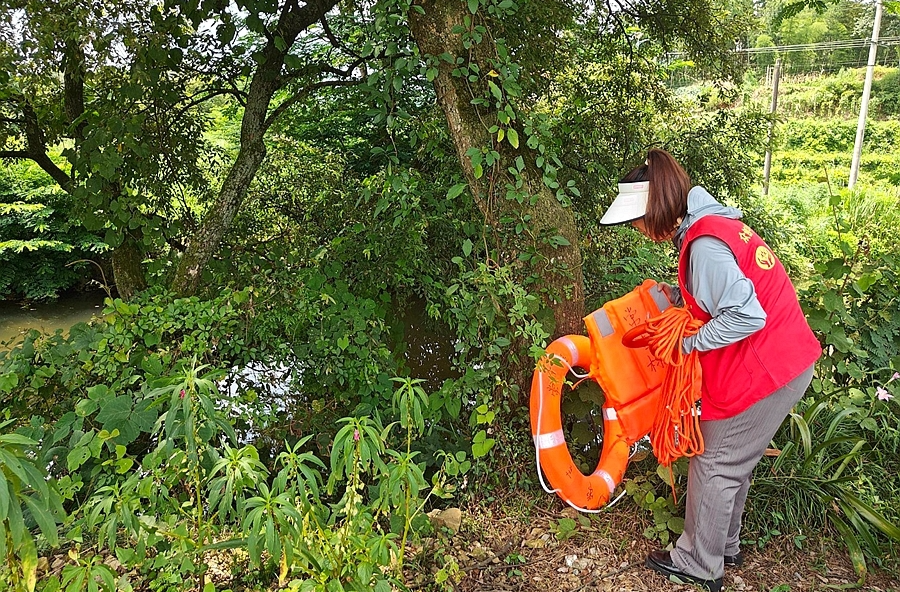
[240,378,462,590]
[0,421,64,592]
[751,391,900,583]
[799,178,900,388]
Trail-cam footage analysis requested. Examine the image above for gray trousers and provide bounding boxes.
[670,364,815,580]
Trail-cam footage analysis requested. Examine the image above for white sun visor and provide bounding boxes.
[599,182,650,225]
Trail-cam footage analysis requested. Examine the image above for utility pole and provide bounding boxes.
[849,0,883,189]
[763,58,782,196]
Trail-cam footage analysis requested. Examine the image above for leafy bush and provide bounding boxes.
[749,387,900,582]
[624,456,690,547]
[872,68,900,116]
[1,338,467,591]
[0,172,106,300]
[761,67,900,119]
[0,288,254,426]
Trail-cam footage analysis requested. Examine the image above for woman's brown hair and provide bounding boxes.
[620,149,691,241]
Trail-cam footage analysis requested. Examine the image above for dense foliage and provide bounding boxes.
[1,0,899,590]
[0,161,105,300]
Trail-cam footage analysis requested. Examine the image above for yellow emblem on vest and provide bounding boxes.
[739,224,753,243]
[755,246,776,270]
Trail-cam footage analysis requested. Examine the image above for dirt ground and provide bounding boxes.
[34,492,899,591]
[407,494,900,592]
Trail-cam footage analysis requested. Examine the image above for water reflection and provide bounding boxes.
[0,291,106,348]
[395,298,462,390]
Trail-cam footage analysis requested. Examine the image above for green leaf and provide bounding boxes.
[836,497,880,557]
[67,447,91,472]
[115,459,134,474]
[507,128,519,149]
[822,290,843,313]
[200,537,246,552]
[667,516,685,534]
[0,471,9,521]
[462,239,473,257]
[790,413,812,457]
[828,510,867,579]
[246,13,265,33]
[830,329,853,353]
[488,80,502,101]
[467,0,479,13]
[555,517,576,535]
[19,535,38,592]
[0,372,18,393]
[0,449,31,486]
[656,464,674,486]
[87,384,111,401]
[0,434,37,447]
[95,395,133,427]
[471,430,495,458]
[75,399,99,418]
[859,418,877,431]
[23,495,58,547]
[842,491,900,541]
[447,183,467,199]
[20,461,48,500]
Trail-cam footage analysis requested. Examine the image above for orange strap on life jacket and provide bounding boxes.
[625,307,705,472]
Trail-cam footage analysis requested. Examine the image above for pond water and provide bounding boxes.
[0,291,107,348]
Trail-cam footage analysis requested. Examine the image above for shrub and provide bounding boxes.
[0,180,106,301]
[872,68,900,116]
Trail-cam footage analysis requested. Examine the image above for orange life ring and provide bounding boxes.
[529,334,630,510]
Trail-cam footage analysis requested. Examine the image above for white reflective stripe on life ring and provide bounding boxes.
[557,336,581,365]
[533,429,566,450]
[592,468,617,495]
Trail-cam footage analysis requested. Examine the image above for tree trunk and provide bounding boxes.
[170,0,339,296]
[111,235,148,300]
[409,0,585,338]
[170,138,270,295]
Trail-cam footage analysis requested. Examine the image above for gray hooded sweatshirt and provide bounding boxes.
[670,187,767,353]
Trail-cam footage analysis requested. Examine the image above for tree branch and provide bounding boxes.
[280,56,366,86]
[19,100,73,192]
[320,15,362,59]
[0,150,29,159]
[264,79,362,130]
[227,78,248,107]
[175,88,249,119]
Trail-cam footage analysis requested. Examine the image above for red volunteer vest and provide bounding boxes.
[678,216,821,420]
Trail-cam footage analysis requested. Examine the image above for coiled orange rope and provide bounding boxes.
[629,307,705,494]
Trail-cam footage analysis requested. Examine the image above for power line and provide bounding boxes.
[665,37,900,58]
[740,36,900,54]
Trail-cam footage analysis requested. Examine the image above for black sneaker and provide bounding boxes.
[646,550,723,592]
[724,552,744,567]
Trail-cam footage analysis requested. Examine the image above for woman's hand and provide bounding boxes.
[659,282,683,306]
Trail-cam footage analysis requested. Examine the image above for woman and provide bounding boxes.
[600,149,821,592]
